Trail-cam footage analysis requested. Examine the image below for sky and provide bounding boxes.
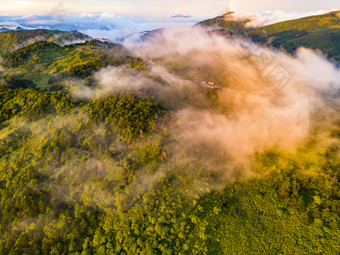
[1,0,339,17]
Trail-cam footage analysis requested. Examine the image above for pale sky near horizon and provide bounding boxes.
[1,0,340,17]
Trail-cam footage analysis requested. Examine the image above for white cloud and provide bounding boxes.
[243,10,337,27]
[230,0,340,13]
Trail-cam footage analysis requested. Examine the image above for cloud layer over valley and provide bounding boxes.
[70,26,340,179]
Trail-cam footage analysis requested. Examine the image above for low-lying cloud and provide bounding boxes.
[0,13,201,42]
[76,26,340,177]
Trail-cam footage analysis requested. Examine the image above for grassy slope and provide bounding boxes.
[197,11,340,60]
[251,11,340,35]
[248,11,340,60]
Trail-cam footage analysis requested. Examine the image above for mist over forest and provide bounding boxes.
[0,8,339,255]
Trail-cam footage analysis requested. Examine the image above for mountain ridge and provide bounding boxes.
[197,10,340,61]
[0,29,92,56]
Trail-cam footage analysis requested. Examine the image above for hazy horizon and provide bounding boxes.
[1,8,339,43]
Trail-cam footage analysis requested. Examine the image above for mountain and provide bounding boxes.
[0,25,11,33]
[248,11,340,61]
[0,29,91,56]
[198,11,340,61]
[0,29,147,89]
[196,11,253,34]
[0,25,26,33]
[0,27,10,33]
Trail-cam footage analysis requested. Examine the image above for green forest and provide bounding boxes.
[0,23,339,255]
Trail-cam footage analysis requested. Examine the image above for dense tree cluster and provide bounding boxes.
[0,87,75,123]
[0,75,36,90]
[3,41,61,68]
[87,94,161,141]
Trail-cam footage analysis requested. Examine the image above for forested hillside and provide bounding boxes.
[0,22,339,255]
[0,38,147,89]
[248,11,340,61]
[198,11,340,61]
[0,29,91,55]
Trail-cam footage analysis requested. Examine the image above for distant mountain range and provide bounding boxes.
[0,25,25,33]
[171,14,192,19]
[0,11,339,62]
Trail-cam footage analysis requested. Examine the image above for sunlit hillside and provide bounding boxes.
[0,10,339,255]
